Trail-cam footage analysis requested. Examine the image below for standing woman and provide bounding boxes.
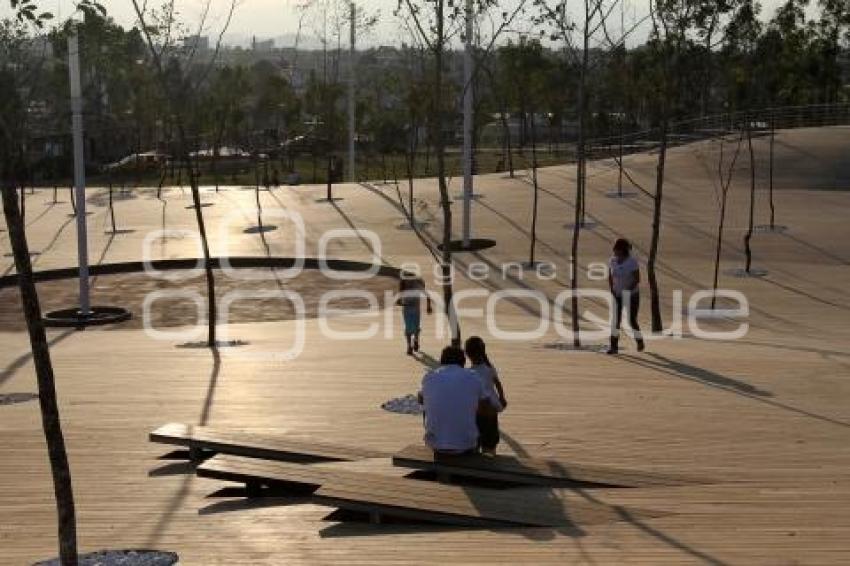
[608,238,645,354]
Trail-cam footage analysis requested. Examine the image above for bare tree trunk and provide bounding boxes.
[529,107,539,265]
[744,118,755,273]
[569,12,591,348]
[648,118,667,332]
[768,112,775,229]
[617,118,624,196]
[433,0,459,346]
[500,107,514,178]
[19,181,25,223]
[178,125,217,346]
[108,175,117,233]
[2,187,78,566]
[711,130,743,309]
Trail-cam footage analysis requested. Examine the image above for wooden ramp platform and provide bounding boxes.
[393,445,706,488]
[197,454,659,528]
[150,422,386,463]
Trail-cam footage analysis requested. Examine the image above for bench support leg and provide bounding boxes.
[246,481,263,498]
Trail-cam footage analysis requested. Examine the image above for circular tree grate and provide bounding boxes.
[243,225,278,234]
[44,306,131,328]
[605,190,639,199]
[396,221,431,231]
[437,238,496,253]
[724,267,769,278]
[34,549,179,566]
[541,342,608,353]
[563,221,598,230]
[0,392,38,406]
[754,224,788,233]
[176,339,249,349]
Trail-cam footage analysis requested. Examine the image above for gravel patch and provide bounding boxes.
[0,392,38,406]
[381,393,423,415]
[35,550,178,566]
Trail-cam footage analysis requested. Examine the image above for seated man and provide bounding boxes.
[418,346,489,454]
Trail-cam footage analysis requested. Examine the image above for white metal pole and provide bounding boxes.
[347,2,356,181]
[68,28,90,316]
[462,0,474,247]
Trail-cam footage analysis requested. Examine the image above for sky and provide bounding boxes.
[3,0,807,48]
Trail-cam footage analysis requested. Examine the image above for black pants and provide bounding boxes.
[612,292,642,340]
[477,412,500,451]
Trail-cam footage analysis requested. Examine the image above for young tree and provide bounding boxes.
[537,0,639,345]
[2,7,83,564]
[710,129,743,308]
[743,116,756,273]
[642,0,698,332]
[129,0,236,347]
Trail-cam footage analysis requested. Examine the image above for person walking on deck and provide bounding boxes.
[397,275,432,355]
[608,238,645,355]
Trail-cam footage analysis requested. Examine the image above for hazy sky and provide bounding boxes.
[4,0,806,48]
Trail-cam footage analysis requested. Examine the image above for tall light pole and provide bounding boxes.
[347,2,356,181]
[461,0,474,248]
[68,26,90,316]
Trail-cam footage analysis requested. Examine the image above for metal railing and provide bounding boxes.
[586,103,850,160]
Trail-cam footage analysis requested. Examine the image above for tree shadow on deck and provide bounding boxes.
[413,351,439,370]
[0,328,75,386]
[501,432,728,564]
[145,345,221,546]
[617,352,850,429]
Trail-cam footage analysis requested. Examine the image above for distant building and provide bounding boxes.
[252,37,275,52]
[183,35,209,51]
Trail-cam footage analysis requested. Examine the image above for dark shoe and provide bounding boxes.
[606,337,619,355]
[636,339,645,352]
[413,338,420,352]
[406,346,413,356]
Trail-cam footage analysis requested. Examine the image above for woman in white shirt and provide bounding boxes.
[608,238,645,354]
[465,336,507,455]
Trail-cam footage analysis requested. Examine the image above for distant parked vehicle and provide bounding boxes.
[189,147,252,159]
[103,151,169,172]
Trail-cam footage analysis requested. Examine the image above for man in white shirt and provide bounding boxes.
[418,346,489,454]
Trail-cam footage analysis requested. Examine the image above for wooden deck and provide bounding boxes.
[1,127,850,564]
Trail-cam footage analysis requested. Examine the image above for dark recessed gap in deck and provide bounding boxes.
[404,468,626,490]
[321,508,455,527]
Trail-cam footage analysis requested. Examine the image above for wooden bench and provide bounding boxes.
[150,422,386,463]
[393,445,706,488]
[197,454,656,528]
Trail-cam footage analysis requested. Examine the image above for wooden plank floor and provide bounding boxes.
[1,127,850,564]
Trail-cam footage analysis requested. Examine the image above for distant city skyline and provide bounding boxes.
[2,0,818,49]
